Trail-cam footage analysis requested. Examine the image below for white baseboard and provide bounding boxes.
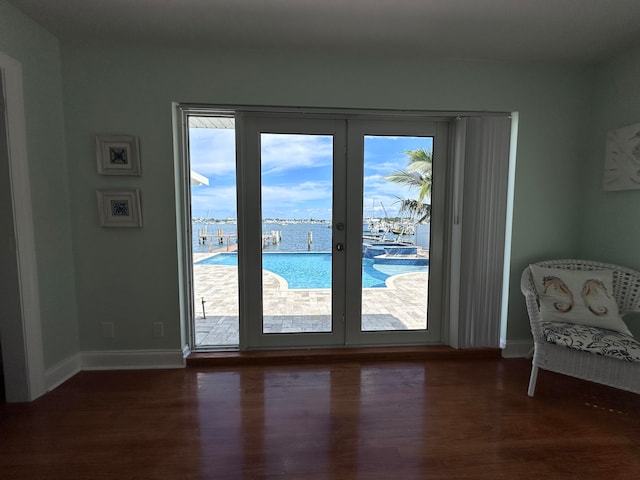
[81,349,186,370]
[182,343,191,358]
[501,341,533,358]
[45,353,81,392]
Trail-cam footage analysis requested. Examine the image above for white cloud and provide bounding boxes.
[261,134,333,175]
[189,128,236,177]
[191,185,237,218]
[365,159,406,174]
[262,180,332,207]
[188,129,431,220]
[261,180,333,219]
[189,130,333,178]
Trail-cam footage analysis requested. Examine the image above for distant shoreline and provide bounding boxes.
[192,218,331,224]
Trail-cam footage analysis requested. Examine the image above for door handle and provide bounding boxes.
[336,243,345,252]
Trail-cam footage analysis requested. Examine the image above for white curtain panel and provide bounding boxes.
[454,116,512,348]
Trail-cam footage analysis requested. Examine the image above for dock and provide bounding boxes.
[198,228,283,251]
[262,230,281,249]
[198,228,237,252]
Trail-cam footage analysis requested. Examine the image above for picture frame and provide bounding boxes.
[96,135,141,175]
[96,189,143,227]
[604,122,640,191]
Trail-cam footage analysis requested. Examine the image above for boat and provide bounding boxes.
[390,221,415,235]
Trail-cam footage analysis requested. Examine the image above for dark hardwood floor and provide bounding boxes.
[0,357,638,479]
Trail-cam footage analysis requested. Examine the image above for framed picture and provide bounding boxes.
[96,189,143,227]
[604,122,640,191]
[96,135,141,175]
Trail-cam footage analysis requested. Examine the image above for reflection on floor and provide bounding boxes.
[3,359,639,478]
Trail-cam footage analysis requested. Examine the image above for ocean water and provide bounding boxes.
[192,221,421,253]
[192,221,333,253]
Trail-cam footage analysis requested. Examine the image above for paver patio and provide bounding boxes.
[193,252,429,347]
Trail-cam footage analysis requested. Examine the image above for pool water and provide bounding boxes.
[195,252,427,289]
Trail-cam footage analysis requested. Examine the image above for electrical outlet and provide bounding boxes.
[152,322,164,337]
[102,322,114,338]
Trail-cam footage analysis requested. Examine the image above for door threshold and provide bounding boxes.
[186,345,501,367]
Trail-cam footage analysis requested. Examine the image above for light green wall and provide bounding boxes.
[6,0,640,368]
[581,45,640,338]
[582,45,640,267]
[7,2,640,361]
[60,42,591,349]
[0,0,79,367]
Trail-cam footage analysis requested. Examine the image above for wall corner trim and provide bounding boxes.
[501,340,533,358]
[45,353,82,392]
[0,50,46,402]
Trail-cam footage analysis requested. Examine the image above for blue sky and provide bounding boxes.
[189,128,433,220]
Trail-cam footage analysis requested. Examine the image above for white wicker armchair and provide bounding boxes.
[521,259,640,396]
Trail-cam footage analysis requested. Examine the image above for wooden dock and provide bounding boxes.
[198,228,237,252]
[261,230,281,249]
[198,228,283,251]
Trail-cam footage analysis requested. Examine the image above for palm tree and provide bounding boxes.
[384,148,432,223]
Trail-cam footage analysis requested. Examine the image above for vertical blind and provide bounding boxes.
[453,116,512,348]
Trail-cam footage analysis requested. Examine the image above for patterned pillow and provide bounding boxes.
[542,321,640,362]
[530,265,632,336]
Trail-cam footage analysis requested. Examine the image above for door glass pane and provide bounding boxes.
[361,135,432,331]
[189,116,239,347]
[260,133,333,334]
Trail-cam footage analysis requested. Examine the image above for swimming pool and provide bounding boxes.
[195,252,427,289]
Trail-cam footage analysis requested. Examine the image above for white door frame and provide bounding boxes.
[345,118,447,346]
[238,114,348,349]
[0,51,46,402]
[238,113,446,349]
[180,105,512,352]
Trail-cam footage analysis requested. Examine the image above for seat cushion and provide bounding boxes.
[542,321,640,362]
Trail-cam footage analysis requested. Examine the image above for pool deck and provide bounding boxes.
[193,251,429,347]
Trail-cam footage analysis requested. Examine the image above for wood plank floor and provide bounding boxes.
[0,358,638,479]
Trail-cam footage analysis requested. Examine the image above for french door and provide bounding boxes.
[238,115,347,348]
[236,113,447,349]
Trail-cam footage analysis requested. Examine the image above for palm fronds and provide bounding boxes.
[383,148,433,222]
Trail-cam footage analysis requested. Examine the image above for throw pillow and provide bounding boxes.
[529,264,632,336]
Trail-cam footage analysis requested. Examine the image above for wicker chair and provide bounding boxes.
[521,259,640,396]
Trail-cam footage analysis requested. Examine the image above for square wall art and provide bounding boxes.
[604,122,640,191]
[96,189,143,227]
[96,135,141,175]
